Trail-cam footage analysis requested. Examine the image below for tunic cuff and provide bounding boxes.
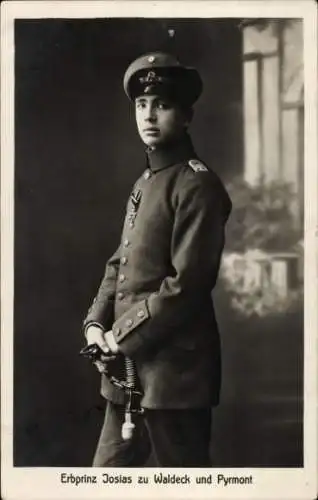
[112,299,149,343]
[83,321,105,339]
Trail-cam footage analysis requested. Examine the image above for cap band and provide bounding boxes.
[139,71,167,85]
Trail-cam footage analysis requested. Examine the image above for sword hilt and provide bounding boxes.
[80,343,143,441]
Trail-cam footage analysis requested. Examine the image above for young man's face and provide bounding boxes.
[135,94,189,147]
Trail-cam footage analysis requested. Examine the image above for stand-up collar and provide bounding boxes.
[146,134,196,172]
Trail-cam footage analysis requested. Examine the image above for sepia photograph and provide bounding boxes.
[1,1,317,499]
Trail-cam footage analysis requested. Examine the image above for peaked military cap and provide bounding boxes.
[123,52,203,106]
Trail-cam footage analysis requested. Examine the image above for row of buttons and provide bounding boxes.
[118,233,130,298]
[118,239,128,296]
[119,241,129,290]
[113,170,152,338]
[120,233,131,288]
[117,171,151,303]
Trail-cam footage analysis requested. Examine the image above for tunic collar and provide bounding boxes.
[146,134,196,172]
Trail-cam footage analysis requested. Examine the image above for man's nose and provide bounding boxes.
[144,105,156,122]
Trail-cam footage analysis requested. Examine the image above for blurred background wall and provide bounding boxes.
[14,18,303,467]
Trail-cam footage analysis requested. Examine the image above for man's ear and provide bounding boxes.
[183,107,194,127]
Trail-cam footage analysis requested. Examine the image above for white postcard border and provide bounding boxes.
[1,2,317,499]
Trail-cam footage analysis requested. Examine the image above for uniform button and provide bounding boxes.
[114,327,121,336]
[143,170,151,180]
[124,239,130,247]
[117,292,125,300]
[119,274,126,283]
[137,309,145,318]
[121,256,128,265]
[125,319,133,327]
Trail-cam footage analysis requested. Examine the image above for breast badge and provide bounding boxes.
[128,189,142,227]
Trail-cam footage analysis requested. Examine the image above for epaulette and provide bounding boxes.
[188,159,208,172]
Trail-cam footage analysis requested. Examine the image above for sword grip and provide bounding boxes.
[122,357,136,441]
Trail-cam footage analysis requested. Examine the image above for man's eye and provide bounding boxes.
[136,102,145,109]
[158,102,170,110]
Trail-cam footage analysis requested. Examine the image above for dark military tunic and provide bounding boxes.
[84,134,231,409]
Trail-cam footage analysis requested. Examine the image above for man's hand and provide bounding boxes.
[104,330,120,354]
[85,324,117,372]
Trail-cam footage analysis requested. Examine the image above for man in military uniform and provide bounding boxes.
[83,52,232,467]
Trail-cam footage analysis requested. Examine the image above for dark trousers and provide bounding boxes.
[93,401,212,467]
